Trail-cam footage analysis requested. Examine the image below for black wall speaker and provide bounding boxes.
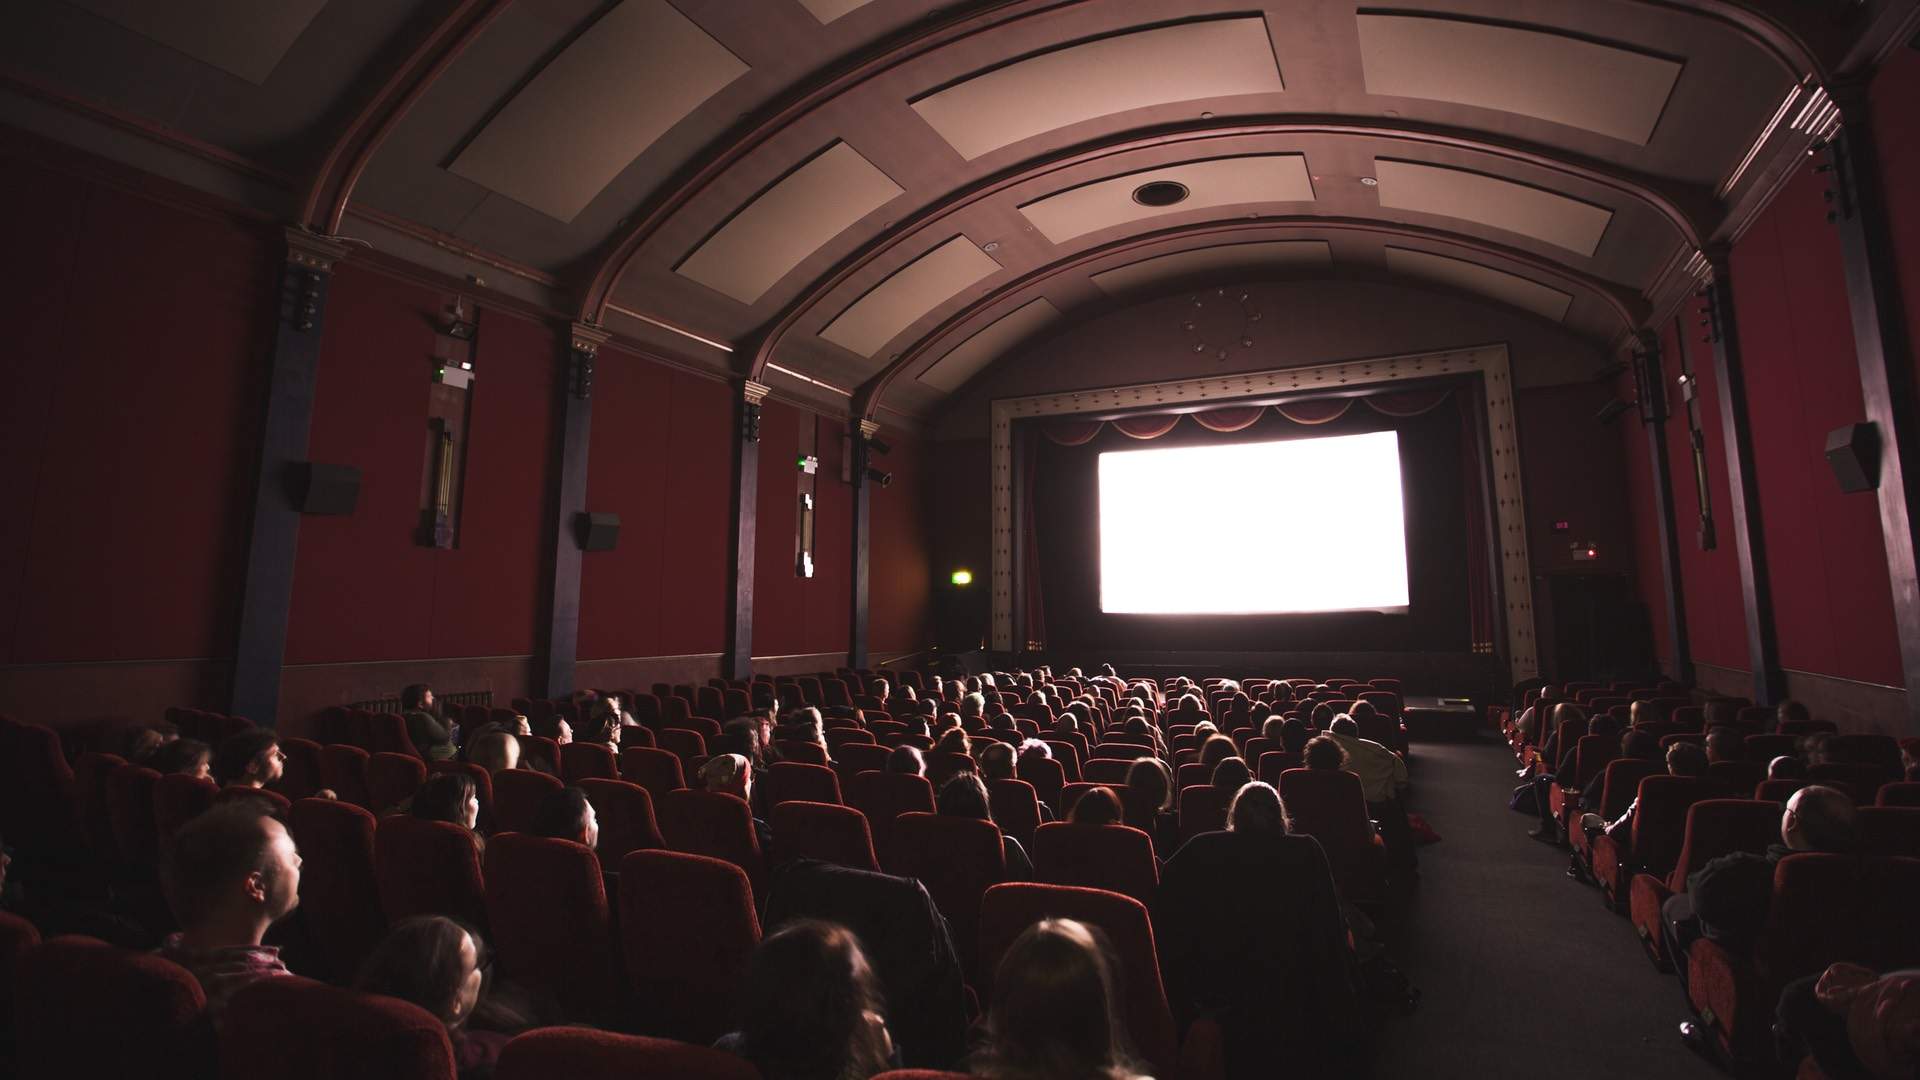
[290,462,361,515]
[575,511,621,551]
[1825,422,1880,494]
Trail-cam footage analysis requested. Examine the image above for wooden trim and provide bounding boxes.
[851,436,872,669]
[1639,333,1694,682]
[987,344,1538,683]
[540,323,604,697]
[726,382,766,679]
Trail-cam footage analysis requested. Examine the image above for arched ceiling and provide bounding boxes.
[3,0,1915,424]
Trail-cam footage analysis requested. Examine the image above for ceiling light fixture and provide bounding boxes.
[1359,176,1379,187]
[1132,180,1191,207]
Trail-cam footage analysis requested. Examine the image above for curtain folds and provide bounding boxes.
[1033,387,1456,445]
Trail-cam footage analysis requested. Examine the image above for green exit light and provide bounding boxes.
[950,569,973,586]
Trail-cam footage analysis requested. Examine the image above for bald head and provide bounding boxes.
[1784,785,1857,852]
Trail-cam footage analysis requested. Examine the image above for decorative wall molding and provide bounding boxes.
[1692,661,1908,736]
[988,343,1537,682]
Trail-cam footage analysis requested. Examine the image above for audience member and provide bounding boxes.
[151,737,213,779]
[1304,735,1348,772]
[403,684,458,762]
[413,772,484,854]
[979,742,1017,783]
[700,753,773,851]
[969,918,1150,1080]
[576,697,622,747]
[1280,717,1311,755]
[885,745,926,776]
[1770,754,1809,781]
[120,725,172,766]
[1776,962,1920,1080]
[1901,738,1920,783]
[1122,757,1176,851]
[467,731,520,775]
[716,920,896,1080]
[530,787,599,850]
[1585,741,1709,843]
[1210,757,1252,797]
[936,774,1030,878]
[1704,726,1744,765]
[1199,735,1237,771]
[936,727,972,756]
[212,729,285,789]
[157,802,299,1022]
[355,916,516,1080]
[1776,699,1812,732]
[1068,786,1124,826]
[1802,731,1836,768]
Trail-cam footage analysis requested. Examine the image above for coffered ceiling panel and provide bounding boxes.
[1091,240,1334,295]
[62,0,329,83]
[912,17,1284,161]
[1372,159,1614,257]
[676,141,903,304]
[1019,155,1315,245]
[1384,246,1572,323]
[797,0,877,23]
[918,298,1063,392]
[821,236,1003,357]
[1356,13,1682,145]
[449,0,748,222]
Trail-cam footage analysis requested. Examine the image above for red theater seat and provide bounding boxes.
[366,752,426,813]
[576,777,663,859]
[1177,785,1229,846]
[154,772,218,843]
[1755,778,1809,802]
[763,760,843,807]
[222,976,455,1080]
[484,833,618,1023]
[1879,782,1920,807]
[16,935,209,1079]
[492,768,563,835]
[1856,806,1920,857]
[890,812,1007,980]
[846,771,935,867]
[72,750,126,853]
[106,764,162,869]
[373,815,488,930]
[1808,762,1899,805]
[989,778,1043,851]
[1016,754,1066,812]
[364,712,417,759]
[655,790,766,901]
[1571,759,1661,865]
[277,737,326,801]
[619,745,686,803]
[320,744,374,810]
[2,725,79,854]
[620,850,761,1044]
[287,797,387,983]
[495,1028,758,1080]
[769,800,881,872]
[1627,799,1781,970]
[0,910,40,1024]
[657,728,707,774]
[1278,769,1385,904]
[1032,821,1158,905]
[1589,775,1727,908]
[561,742,620,783]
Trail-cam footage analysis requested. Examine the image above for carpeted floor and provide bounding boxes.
[1367,734,1725,1080]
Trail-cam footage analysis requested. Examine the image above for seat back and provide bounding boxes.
[655,790,765,901]
[561,742,620,783]
[769,800,880,871]
[1032,822,1158,905]
[1277,768,1384,902]
[890,813,1006,978]
[618,746,686,803]
[1879,781,1920,808]
[494,1028,759,1080]
[364,713,416,758]
[1707,759,1766,797]
[1568,734,1620,789]
[1755,778,1808,802]
[154,773,219,843]
[1595,759,1663,820]
[1758,853,1920,986]
[988,779,1043,851]
[1809,762,1899,805]
[484,833,617,1022]
[492,768,564,835]
[576,778,663,859]
[1629,775,1730,882]
[1176,784,1230,846]
[846,771,935,867]
[1,724,77,854]
[764,761,843,807]
[320,744,374,809]
[1830,734,1902,771]
[372,815,488,929]
[287,798,387,982]
[17,935,208,1079]
[106,764,163,868]
[276,737,325,801]
[366,752,426,814]
[619,850,761,1044]
[657,728,707,773]
[221,976,455,1080]
[1746,733,1801,762]
[1856,806,1920,858]
[833,742,891,781]
[975,883,1178,1077]
[1015,755,1066,813]
[72,750,127,853]
[0,910,40,1025]
[1668,799,1785,891]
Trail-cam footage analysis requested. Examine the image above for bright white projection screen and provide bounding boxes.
[1099,430,1411,614]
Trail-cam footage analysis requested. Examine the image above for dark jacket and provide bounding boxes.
[762,859,968,1069]
[405,710,457,762]
[1154,830,1361,1080]
[1688,843,1791,950]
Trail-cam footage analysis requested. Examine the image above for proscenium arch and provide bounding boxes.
[846,216,1648,421]
[575,0,1821,325]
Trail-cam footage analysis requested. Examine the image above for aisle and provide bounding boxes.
[1369,736,1724,1079]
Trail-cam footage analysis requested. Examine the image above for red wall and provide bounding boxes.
[1616,368,1675,670]
[752,400,851,659]
[1662,314,1751,673]
[0,155,269,669]
[869,429,933,656]
[283,268,558,665]
[575,348,732,661]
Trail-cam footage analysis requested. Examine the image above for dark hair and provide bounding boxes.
[937,773,992,821]
[1348,699,1377,721]
[150,737,212,776]
[1310,702,1335,728]
[532,787,593,841]
[1210,757,1251,795]
[975,919,1142,1080]
[739,920,891,1080]
[1622,729,1661,761]
[1704,726,1744,761]
[1070,786,1124,826]
[160,802,279,925]
[1304,735,1348,772]
[1199,735,1237,770]
[1227,780,1286,835]
[885,745,925,776]
[413,772,476,826]
[401,684,433,712]
[356,915,487,1027]
[1125,757,1172,814]
[980,742,1016,783]
[1666,742,1710,778]
[1328,716,1358,737]
[212,729,279,786]
[936,728,972,756]
[1279,717,1310,754]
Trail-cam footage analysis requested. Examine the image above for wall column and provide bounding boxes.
[539,322,603,699]
[229,229,350,726]
[1826,86,1920,732]
[1702,253,1785,705]
[725,380,768,681]
[850,419,877,670]
[1638,335,1693,683]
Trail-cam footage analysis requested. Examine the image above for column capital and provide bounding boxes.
[742,379,770,406]
[569,321,610,355]
[858,419,881,439]
[284,227,352,272]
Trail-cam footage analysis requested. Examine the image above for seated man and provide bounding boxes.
[1662,785,1857,990]
[157,802,300,1022]
[402,683,457,762]
[212,729,286,790]
[531,786,599,847]
[699,753,774,852]
[1583,740,1709,843]
[467,730,520,775]
[1326,716,1415,876]
[1705,726,1744,765]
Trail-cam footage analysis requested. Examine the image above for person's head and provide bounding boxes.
[412,772,479,830]
[871,677,890,702]
[937,773,992,821]
[1705,726,1743,764]
[1304,735,1348,772]
[1587,713,1621,740]
[737,920,892,1080]
[1279,717,1310,754]
[468,731,520,775]
[213,729,283,788]
[530,712,571,743]
[885,745,926,776]
[402,684,435,713]
[355,916,489,1031]
[161,802,300,937]
[1901,737,1920,777]
[578,699,621,747]
[1802,731,1836,767]
[1666,742,1710,779]
[1783,785,1857,852]
[700,753,754,801]
[979,919,1141,1080]
[1815,964,1920,1077]
[1769,754,1809,781]
[1621,728,1661,761]
[1328,716,1358,738]
[1125,757,1172,814]
[1227,780,1286,835]
[979,741,1016,783]
[1199,734,1237,770]
[151,737,213,780]
[722,717,765,760]
[1310,702,1335,729]
[531,787,598,848]
[121,726,170,765]
[1261,716,1286,743]
[1776,699,1811,729]
[937,727,972,756]
[960,692,986,720]
[1349,699,1377,722]
[1210,756,1251,795]
[1070,786,1124,826]
[1018,738,1052,766]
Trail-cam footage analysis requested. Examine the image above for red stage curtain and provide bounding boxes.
[1111,415,1181,440]
[1191,406,1268,433]
[1365,389,1450,417]
[1040,419,1104,446]
[1274,399,1352,425]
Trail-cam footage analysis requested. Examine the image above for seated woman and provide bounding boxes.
[937,773,1031,878]
[1122,757,1178,853]
[716,920,896,1080]
[1210,757,1252,797]
[412,772,485,855]
[355,916,521,1080]
[969,918,1151,1080]
[1156,782,1361,1079]
[1068,786,1124,827]
[151,737,213,780]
